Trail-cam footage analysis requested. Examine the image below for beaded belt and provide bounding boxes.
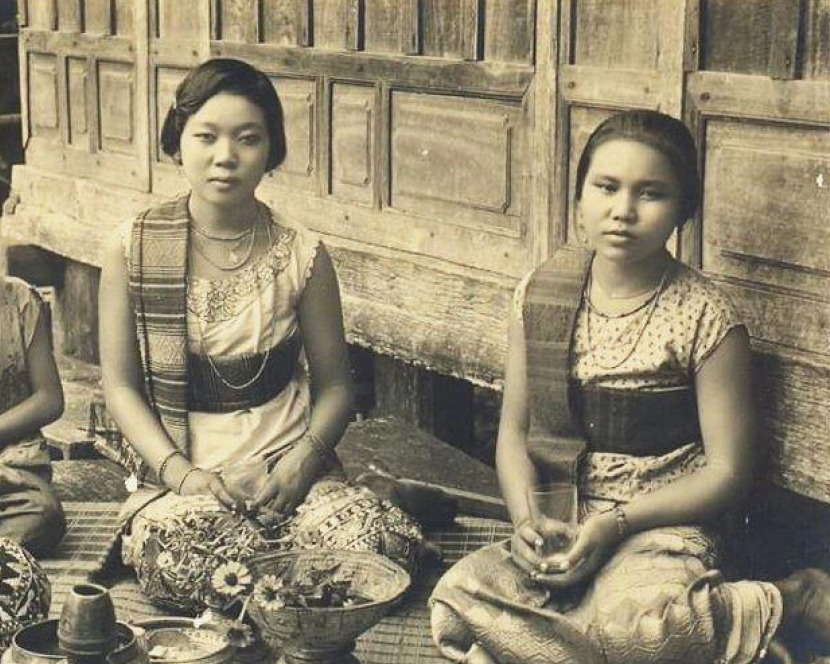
[187,332,302,413]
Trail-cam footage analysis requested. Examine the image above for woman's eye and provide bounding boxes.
[238,134,262,146]
[193,132,215,142]
[639,189,664,200]
[594,181,616,194]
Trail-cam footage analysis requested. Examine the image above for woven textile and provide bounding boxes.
[43,502,511,664]
[0,538,51,654]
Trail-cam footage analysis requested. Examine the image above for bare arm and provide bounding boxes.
[496,308,538,527]
[544,326,756,586]
[98,231,235,504]
[0,306,64,446]
[620,325,756,530]
[297,243,354,448]
[252,243,354,513]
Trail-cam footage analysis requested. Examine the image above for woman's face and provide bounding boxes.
[178,92,270,213]
[577,139,683,267]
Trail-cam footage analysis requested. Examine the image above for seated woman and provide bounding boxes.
[0,274,65,652]
[430,110,830,664]
[98,58,422,613]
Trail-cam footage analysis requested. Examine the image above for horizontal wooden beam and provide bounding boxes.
[211,42,533,97]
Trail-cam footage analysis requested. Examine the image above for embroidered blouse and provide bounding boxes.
[120,208,320,471]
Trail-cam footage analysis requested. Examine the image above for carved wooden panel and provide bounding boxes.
[572,0,660,69]
[154,66,187,163]
[57,0,82,32]
[702,0,800,79]
[28,52,59,136]
[390,92,524,233]
[364,2,399,53]
[156,0,201,40]
[314,0,348,50]
[804,0,830,79]
[66,57,89,147]
[219,0,259,43]
[97,61,134,154]
[485,0,534,64]
[331,84,374,206]
[261,0,304,46]
[27,0,57,31]
[85,0,114,35]
[701,120,829,353]
[114,0,135,36]
[268,76,316,192]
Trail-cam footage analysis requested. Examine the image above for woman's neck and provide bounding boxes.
[187,195,259,234]
[591,250,674,300]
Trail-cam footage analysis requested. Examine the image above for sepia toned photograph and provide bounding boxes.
[0,1,828,662]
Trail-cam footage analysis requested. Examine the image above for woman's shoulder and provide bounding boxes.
[669,262,739,316]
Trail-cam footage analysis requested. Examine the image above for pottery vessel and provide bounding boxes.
[58,584,119,659]
[1,620,146,664]
[132,618,235,664]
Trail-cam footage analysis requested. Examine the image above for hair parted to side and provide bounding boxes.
[574,110,700,225]
[160,58,286,171]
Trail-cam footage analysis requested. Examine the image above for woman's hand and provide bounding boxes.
[532,511,619,588]
[177,467,239,511]
[510,518,546,574]
[250,439,324,519]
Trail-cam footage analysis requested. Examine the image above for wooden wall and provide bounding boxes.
[3,0,829,503]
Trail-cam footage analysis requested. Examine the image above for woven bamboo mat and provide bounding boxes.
[41,502,512,663]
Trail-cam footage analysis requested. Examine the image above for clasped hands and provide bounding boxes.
[511,511,620,588]
[175,440,324,527]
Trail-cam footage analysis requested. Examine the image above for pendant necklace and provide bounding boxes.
[191,208,259,271]
[194,218,279,390]
[584,263,672,370]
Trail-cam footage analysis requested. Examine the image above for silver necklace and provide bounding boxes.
[191,211,258,271]
[584,265,671,370]
[194,219,279,390]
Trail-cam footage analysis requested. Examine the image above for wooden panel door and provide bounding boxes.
[685,0,830,502]
[553,0,688,253]
[148,0,208,197]
[208,0,540,382]
[20,0,149,192]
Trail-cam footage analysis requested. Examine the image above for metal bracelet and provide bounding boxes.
[611,505,628,539]
[157,449,181,483]
[176,467,200,494]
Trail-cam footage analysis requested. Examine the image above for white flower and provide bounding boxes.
[211,561,252,597]
[124,474,139,493]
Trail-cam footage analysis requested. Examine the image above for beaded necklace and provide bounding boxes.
[193,216,280,391]
[191,209,259,271]
[584,263,672,370]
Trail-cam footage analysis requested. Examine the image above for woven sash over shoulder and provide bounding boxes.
[127,194,191,478]
[523,247,592,482]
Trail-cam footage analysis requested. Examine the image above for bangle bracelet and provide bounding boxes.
[157,449,181,483]
[611,505,628,539]
[176,467,200,494]
[305,431,335,465]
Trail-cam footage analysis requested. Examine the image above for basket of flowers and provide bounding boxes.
[245,549,410,664]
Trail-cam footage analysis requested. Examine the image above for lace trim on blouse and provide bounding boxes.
[187,223,296,323]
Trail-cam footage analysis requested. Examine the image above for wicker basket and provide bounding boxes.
[246,549,410,660]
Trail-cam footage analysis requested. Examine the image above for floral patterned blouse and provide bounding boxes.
[514,261,744,390]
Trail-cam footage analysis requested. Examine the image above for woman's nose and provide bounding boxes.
[611,191,636,221]
[213,137,238,166]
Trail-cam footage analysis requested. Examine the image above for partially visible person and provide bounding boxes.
[98,58,422,614]
[0,274,66,555]
[430,110,830,664]
[0,274,63,654]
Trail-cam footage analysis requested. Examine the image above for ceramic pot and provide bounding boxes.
[132,618,235,664]
[57,584,118,659]
[1,620,146,664]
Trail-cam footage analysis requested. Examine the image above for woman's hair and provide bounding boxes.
[574,110,700,225]
[160,58,286,171]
